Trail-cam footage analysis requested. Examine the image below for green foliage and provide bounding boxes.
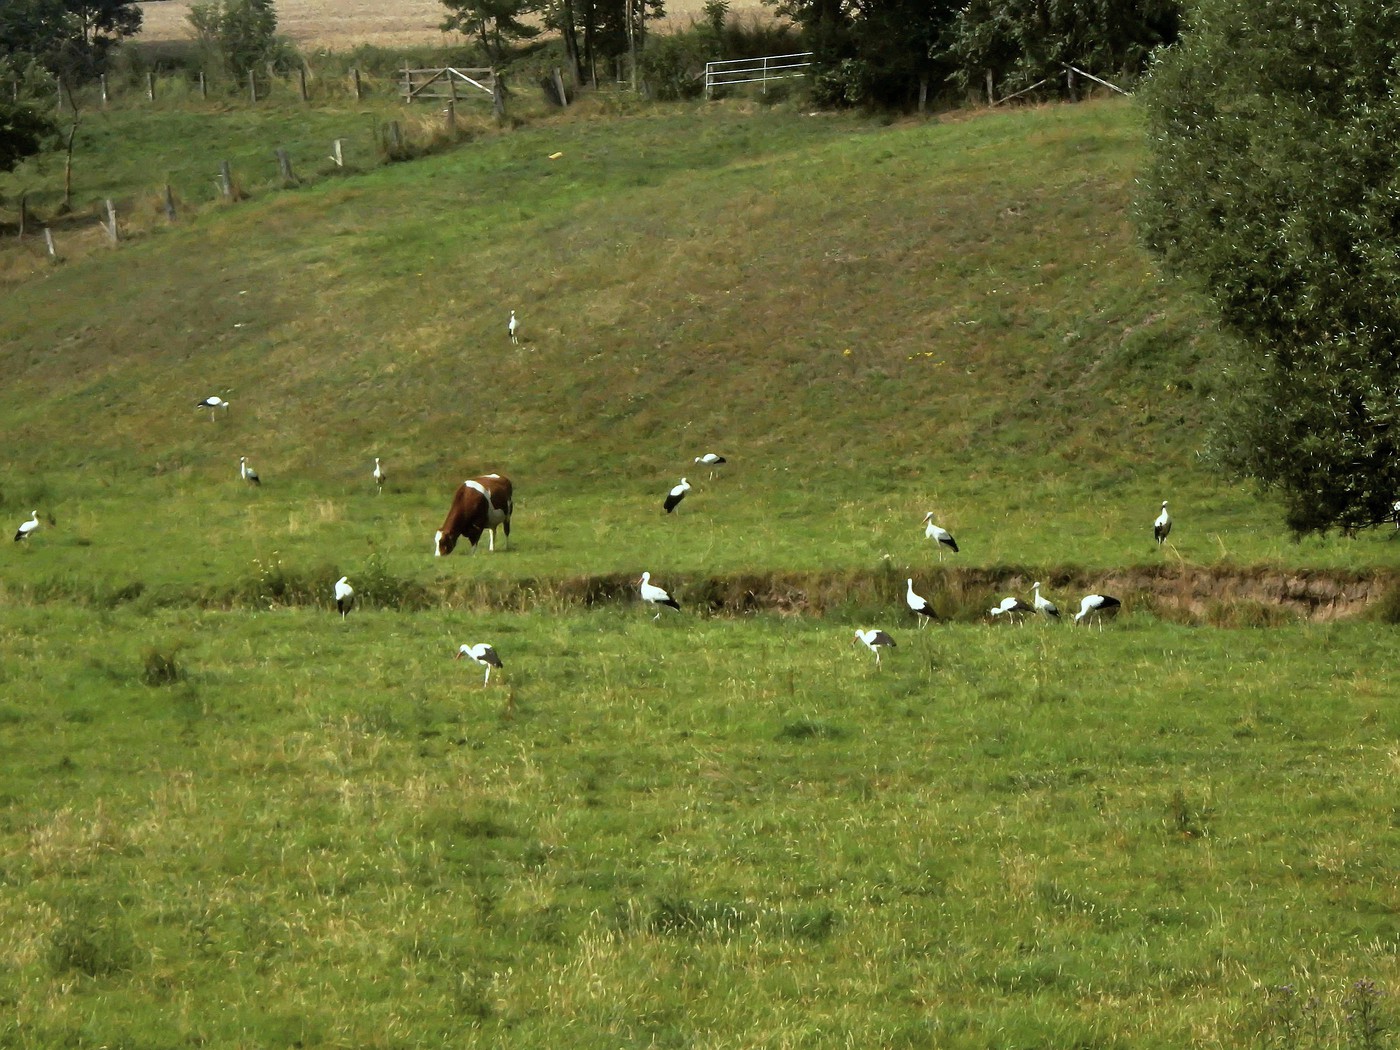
[0,0,141,77]
[1138,0,1400,535]
[945,0,1179,99]
[780,0,958,109]
[0,98,56,173]
[439,0,543,65]
[638,28,712,100]
[187,0,286,80]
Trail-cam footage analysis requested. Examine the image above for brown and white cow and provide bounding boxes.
[434,473,513,556]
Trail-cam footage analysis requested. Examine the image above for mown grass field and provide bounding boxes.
[2,92,1399,1047]
[3,607,1399,1047]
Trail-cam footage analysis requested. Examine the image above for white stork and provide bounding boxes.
[373,457,385,493]
[1073,593,1122,629]
[853,628,897,667]
[1031,582,1060,620]
[905,578,939,627]
[334,576,354,619]
[989,596,1030,620]
[508,310,519,344]
[922,512,959,559]
[663,478,691,514]
[196,395,229,421]
[14,510,40,543]
[239,456,260,486]
[1153,500,1172,546]
[456,642,503,685]
[694,453,726,479]
[639,572,681,620]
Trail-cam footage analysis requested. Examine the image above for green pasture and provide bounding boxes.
[3,95,1400,581]
[2,88,1400,1047]
[2,607,1399,1047]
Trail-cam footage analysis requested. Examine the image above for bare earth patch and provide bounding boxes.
[135,0,768,50]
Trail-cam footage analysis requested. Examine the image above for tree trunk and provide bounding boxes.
[558,0,582,86]
[62,120,80,213]
[581,0,596,86]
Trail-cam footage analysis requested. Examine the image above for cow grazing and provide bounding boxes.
[434,473,514,556]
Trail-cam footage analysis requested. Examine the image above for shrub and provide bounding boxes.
[141,644,185,687]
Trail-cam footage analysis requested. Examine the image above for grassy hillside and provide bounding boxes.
[5,95,1353,606]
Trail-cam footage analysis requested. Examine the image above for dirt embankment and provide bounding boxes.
[525,566,1399,624]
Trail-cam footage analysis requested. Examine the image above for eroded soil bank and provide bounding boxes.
[524,565,1400,624]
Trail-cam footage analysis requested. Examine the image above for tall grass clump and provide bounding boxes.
[46,895,138,978]
[140,643,185,686]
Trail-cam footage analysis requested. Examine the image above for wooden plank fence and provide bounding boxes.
[400,67,496,103]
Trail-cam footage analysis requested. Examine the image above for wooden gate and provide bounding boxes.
[400,67,495,103]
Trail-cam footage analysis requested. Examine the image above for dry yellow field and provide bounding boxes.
[136,0,769,49]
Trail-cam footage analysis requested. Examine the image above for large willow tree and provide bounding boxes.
[1139,0,1400,534]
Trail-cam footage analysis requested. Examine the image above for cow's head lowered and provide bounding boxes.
[434,474,513,556]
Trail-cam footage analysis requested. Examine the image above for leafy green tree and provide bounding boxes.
[440,0,544,65]
[188,0,279,79]
[945,0,1179,98]
[0,98,56,173]
[1138,0,1400,534]
[773,0,959,108]
[0,0,140,77]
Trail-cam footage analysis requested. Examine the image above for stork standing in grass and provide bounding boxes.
[239,456,260,486]
[508,310,519,344]
[196,395,229,421]
[457,642,503,685]
[922,513,959,559]
[663,478,691,514]
[13,511,39,543]
[1074,593,1121,629]
[1032,582,1060,620]
[854,628,896,667]
[989,596,1030,620]
[905,578,939,627]
[334,576,355,619]
[1153,500,1172,546]
[639,572,681,620]
[372,457,385,493]
[694,453,726,479]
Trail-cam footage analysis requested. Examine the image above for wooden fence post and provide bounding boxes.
[218,160,234,200]
[492,72,506,123]
[163,183,177,221]
[101,200,119,244]
[147,72,156,101]
[248,69,258,102]
[100,74,108,106]
[444,100,456,134]
[351,68,362,101]
[403,65,411,102]
[331,138,344,167]
[275,148,296,184]
[199,71,207,99]
[552,67,568,106]
[298,65,308,101]
[985,69,994,105]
